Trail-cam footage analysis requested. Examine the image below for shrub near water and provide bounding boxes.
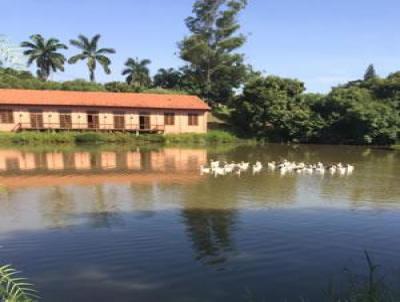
[0,130,237,145]
[164,131,237,144]
[4,131,75,144]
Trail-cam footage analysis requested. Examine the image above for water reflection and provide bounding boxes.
[0,148,207,188]
[0,145,400,302]
[0,145,399,234]
[182,209,237,267]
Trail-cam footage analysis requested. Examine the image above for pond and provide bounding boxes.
[0,144,399,302]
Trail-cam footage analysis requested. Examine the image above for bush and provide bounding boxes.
[206,130,236,143]
[9,131,75,144]
[74,132,106,143]
[164,130,238,144]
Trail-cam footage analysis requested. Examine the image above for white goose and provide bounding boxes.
[210,160,220,171]
[346,164,354,174]
[267,161,276,170]
[252,161,263,174]
[200,165,211,175]
[213,167,226,177]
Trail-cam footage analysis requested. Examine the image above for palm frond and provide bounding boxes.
[68,54,87,64]
[140,59,151,66]
[0,264,38,302]
[20,41,37,49]
[97,55,111,74]
[29,34,45,48]
[96,47,116,55]
[69,38,85,50]
[90,34,101,50]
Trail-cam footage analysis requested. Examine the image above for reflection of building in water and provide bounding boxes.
[0,149,207,188]
[0,149,206,173]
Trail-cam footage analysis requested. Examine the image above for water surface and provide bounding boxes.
[0,144,399,301]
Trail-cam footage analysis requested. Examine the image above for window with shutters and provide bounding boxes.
[164,113,175,126]
[188,113,198,126]
[0,109,14,124]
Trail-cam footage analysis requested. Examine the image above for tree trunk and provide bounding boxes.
[90,70,95,82]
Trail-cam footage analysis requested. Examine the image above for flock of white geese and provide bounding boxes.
[200,160,355,177]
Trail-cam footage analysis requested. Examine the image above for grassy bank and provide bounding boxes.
[0,130,240,146]
[391,144,400,150]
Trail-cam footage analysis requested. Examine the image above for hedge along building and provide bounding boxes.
[0,89,210,133]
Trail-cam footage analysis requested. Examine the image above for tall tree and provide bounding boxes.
[233,75,325,142]
[122,57,152,87]
[21,34,67,80]
[153,68,182,89]
[68,34,115,82]
[364,64,377,81]
[179,0,248,105]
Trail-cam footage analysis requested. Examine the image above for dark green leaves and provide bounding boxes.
[68,34,115,82]
[122,57,152,88]
[20,34,68,81]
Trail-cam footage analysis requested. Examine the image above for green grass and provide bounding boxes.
[164,130,237,144]
[0,130,240,146]
[391,144,400,150]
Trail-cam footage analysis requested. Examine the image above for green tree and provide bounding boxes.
[68,34,115,82]
[21,34,67,81]
[104,81,137,92]
[233,75,324,142]
[153,68,182,89]
[364,64,377,81]
[122,57,151,87]
[315,86,399,144]
[179,0,248,105]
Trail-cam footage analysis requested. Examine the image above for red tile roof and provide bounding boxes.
[0,89,210,111]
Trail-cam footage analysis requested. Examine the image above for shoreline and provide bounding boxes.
[0,131,397,150]
[0,130,245,147]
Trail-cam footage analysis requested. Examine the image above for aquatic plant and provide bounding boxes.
[328,251,395,302]
[0,264,37,302]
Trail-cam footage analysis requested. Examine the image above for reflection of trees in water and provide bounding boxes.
[88,185,124,228]
[319,149,400,205]
[0,187,17,218]
[179,176,239,267]
[41,186,74,227]
[38,184,126,229]
[181,208,237,267]
[128,183,157,217]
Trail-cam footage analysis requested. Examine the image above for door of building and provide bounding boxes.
[113,112,125,130]
[139,114,150,130]
[30,110,43,129]
[59,111,72,129]
[87,112,99,129]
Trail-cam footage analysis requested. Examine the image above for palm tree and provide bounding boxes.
[122,57,151,87]
[68,34,115,82]
[153,67,182,89]
[21,34,67,81]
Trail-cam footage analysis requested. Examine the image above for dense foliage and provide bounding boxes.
[0,67,185,94]
[232,72,400,145]
[232,76,325,142]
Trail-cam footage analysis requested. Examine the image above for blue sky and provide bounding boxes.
[1,0,399,93]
